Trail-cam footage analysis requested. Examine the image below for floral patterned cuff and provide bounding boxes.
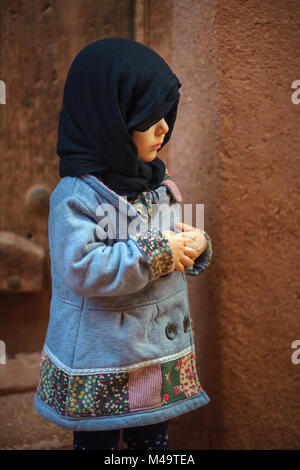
[131,228,175,281]
[185,231,213,276]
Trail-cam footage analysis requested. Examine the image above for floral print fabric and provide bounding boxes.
[131,228,175,280]
[37,349,203,419]
[161,353,202,404]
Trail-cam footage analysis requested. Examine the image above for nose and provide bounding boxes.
[158,118,169,134]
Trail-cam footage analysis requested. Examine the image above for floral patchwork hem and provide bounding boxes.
[35,346,210,428]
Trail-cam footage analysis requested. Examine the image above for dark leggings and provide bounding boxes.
[73,420,169,450]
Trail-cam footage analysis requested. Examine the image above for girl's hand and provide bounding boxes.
[162,229,199,272]
[174,222,207,258]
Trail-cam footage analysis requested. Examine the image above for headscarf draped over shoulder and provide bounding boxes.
[57,37,181,200]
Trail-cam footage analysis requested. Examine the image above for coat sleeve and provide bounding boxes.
[49,196,175,297]
[185,231,213,276]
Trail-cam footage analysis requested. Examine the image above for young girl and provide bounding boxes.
[34,37,213,451]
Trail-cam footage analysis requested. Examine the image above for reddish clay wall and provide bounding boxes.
[158,0,299,450]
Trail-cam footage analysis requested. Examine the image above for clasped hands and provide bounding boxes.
[162,222,207,273]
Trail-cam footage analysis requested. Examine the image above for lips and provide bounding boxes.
[151,142,163,149]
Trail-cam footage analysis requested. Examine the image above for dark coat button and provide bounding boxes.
[165,324,177,340]
[183,316,190,332]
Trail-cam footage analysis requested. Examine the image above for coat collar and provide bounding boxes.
[122,168,182,219]
[161,168,183,204]
[80,168,182,219]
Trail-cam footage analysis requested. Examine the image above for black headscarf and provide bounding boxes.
[57,37,181,200]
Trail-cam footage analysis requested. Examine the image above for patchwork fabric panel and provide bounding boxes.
[161,358,186,404]
[37,350,69,415]
[37,350,202,419]
[161,353,202,404]
[37,351,129,417]
[66,372,129,417]
[128,364,162,412]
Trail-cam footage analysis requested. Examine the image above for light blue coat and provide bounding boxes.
[34,169,213,430]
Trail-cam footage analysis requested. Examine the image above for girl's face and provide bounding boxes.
[132,118,169,163]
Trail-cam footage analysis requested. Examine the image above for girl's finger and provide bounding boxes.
[174,231,196,240]
[180,229,205,244]
[185,244,198,251]
[176,261,185,272]
[175,222,195,232]
[184,247,199,258]
[182,232,196,240]
[182,254,195,266]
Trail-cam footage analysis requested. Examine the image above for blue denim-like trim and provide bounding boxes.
[185,232,213,276]
[34,388,210,432]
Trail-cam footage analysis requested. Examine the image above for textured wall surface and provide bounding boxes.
[0,0,134,351]
[214,0,300,449]
[168,0,222,450]
[167,0,299,450]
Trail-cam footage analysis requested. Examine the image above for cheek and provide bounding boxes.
[143,130,155,147]
[133,130,153,154]
[138,135,151,152]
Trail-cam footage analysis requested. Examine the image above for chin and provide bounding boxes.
[140,153,156,163]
